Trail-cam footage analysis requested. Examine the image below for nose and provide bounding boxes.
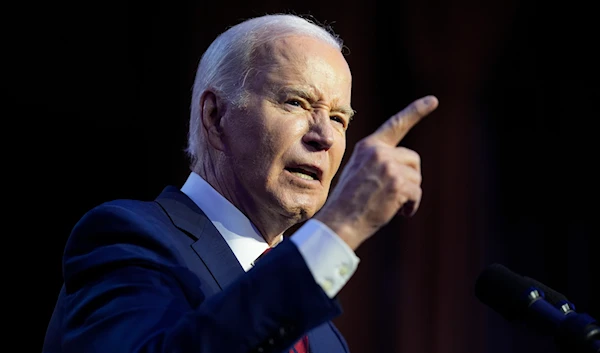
[302,111,335,151]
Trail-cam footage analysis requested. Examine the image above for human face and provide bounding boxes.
[220,35,353,225]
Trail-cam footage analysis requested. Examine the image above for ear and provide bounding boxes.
[200,90,227,151]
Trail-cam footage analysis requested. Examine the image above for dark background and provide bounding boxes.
[9,0,598,352]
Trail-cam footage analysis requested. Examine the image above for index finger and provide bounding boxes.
[370,95,439,146]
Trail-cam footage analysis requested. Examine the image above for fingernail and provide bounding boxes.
[423,96,433,106]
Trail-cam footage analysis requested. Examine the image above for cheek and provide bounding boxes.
[267,119,306,152]
[248,122,301,179]
[331,137,346,170]
[320,138,346,188]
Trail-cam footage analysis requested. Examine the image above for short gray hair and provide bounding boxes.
[186,14,344,169]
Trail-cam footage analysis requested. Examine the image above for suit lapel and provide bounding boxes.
[156,187,348,352]
[155,186,245,290]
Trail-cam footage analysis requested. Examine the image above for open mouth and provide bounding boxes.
[285,166,319,181]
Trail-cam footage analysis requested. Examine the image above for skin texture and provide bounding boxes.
[200,35,352,245]
[198,34,439,249]
[314,95,438,250]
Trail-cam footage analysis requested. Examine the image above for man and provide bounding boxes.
[42,13,439,353]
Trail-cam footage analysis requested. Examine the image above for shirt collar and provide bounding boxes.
[180,172,282,271]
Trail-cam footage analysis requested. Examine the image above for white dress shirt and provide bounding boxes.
[180,172,360,298]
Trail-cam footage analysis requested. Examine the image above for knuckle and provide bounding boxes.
[356,139,378,156]
[398,147,421,163]
[389,115,408,133]
[414,187,422,200]
[380,159,396,177]
[371,147,387,163]
[355,138,370,150]
[389,175,406,193]
[412,151,421,165]
[415,173,423,185]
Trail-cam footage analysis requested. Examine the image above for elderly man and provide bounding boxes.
[43,13,438,353]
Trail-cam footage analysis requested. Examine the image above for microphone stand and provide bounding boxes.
[525,287,600,353]
[551,300,600,353]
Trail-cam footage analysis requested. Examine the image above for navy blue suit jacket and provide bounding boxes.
[43,186,350,353]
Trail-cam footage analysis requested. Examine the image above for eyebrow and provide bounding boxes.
[279,86,356,120]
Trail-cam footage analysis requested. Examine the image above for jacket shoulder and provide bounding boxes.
[62,197,183,291]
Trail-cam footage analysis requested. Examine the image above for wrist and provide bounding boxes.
[313,213,363,251]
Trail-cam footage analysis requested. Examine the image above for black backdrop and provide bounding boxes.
[8,0,598,352]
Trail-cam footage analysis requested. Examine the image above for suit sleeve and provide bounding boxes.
[60,203,342,353]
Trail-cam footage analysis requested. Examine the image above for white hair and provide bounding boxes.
[186,14,344,170]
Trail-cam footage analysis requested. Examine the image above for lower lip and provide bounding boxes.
[284,169,321,187]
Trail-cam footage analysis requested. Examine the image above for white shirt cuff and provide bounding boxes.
[290,219,360,298]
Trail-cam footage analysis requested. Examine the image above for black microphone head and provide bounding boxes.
[475,263,540,321]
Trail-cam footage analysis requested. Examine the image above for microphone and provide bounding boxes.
[523,275,575,314]
[475,263,600,353]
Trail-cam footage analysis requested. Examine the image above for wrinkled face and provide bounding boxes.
[221,35,353,221]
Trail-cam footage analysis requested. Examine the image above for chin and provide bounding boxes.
[295,200,327,221]
[267,183,327,220]
[276,196,321,221]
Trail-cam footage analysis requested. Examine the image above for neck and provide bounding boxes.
[196,157,292,246]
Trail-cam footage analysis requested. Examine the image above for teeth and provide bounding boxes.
[291,171,315,180]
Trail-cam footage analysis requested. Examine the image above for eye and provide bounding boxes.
[330,115,346,127]
[285,99,303,107]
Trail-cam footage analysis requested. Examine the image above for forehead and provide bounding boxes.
[249,35,352,104]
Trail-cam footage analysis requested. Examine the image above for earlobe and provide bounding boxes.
[200,90,227,151]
